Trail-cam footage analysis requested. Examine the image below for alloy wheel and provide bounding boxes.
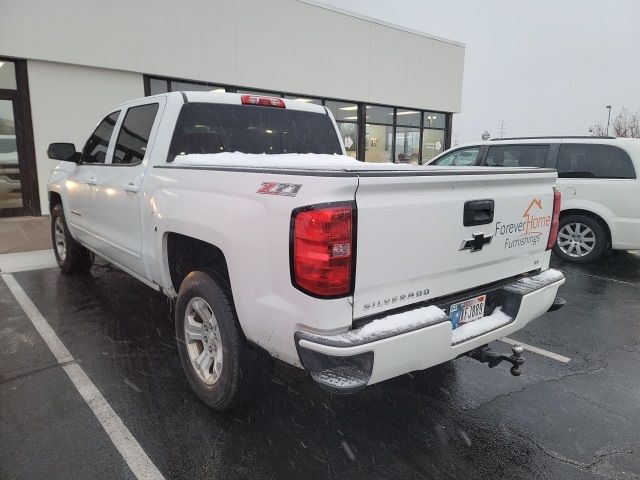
[184,297,223,385]
[557,222,596,258]
[54,216,67,261]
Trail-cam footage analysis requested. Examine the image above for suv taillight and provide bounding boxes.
[547,188,561,250]
[291,203,355,298]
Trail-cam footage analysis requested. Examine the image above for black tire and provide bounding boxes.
[552,214,607,263]
[50,203,94,274]
[175,271,256,411]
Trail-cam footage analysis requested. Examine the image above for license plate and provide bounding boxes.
[449,295,486,329]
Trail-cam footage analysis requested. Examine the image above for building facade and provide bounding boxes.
[0,0,465,217]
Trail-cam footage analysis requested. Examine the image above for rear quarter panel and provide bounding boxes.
[142,166,359,365]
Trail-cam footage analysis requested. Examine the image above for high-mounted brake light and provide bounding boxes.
[547,188,561,250]
[291,203,355,298]
[241,95,286,108]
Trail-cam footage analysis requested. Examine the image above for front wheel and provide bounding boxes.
[553,214,607,263]
[175,271,256,411]
[50,204,94,274]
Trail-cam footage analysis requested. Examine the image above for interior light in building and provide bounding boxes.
[396,111,419,116]
[339,106,371,111]
[293,98,314,103]
[0,62,4,68]
[210,88,225,93]
[265,129,273,134]
[343,116,358,120]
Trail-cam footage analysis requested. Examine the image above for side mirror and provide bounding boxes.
[48,143,79,162]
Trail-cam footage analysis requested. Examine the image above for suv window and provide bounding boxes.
[431,147,480,166]
[80,111,120,164]
[167,103,343,161]
[485,144,549,167]
[113,103,159,165]
[557,144,636,179]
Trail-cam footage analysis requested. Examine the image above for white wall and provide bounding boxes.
[0,0,464,112]
[27,61,143,213]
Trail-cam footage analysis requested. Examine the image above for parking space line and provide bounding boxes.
[499,337,571,363]
[1,273,165,480]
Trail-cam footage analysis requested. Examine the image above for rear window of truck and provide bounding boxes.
[167,103,343,161]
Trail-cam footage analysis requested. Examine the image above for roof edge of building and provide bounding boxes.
[296,0,465,48]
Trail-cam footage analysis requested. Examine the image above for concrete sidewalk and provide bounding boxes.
[0,216,51,254]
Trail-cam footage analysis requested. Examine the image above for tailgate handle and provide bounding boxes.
[464,199,494,226]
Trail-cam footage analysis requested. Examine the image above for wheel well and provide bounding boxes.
[49,192,62,213]
[560,209,611,245]
[166,233,231,293]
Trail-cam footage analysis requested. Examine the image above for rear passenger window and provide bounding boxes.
[113,103,159,165]
[557,144,636,179]
[431,147,480,166]
[485,145,549,167]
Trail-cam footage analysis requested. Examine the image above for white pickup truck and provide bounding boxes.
[47,92,565,410]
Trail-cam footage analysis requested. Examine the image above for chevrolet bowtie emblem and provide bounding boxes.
[460,233,493,252]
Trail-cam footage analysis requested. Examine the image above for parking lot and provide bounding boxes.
[1,251,639,479]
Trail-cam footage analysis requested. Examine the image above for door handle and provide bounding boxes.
[85,177,97,186]
[463,199,495,226]
[122,183,139,193]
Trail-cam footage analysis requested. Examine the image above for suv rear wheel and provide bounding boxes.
[553,214,607,263]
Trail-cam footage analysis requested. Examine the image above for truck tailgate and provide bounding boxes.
[352,169,558,319]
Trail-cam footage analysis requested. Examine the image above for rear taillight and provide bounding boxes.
[547,188,561,250]
[291,203,355,298]
[241,95,286,108]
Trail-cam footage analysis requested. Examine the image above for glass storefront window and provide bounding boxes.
[0,61,17,90]
[336,122,358,158]
[172,81,226,92]
[395,127,420,164]
[365,124,393,163]
[144,76,451,164]
[325,101,358,122]
[396,109,421,127]
[422,129,446,162]
[149,78,169,95]
[285,95,322,105]
[423,111,446,130]
[236,88,281,97]
[366,105,394,124]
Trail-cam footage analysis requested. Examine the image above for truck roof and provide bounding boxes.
[121,91,328,114]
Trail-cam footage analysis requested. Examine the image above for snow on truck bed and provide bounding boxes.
[172,152,416,170]
[170,153,513,173]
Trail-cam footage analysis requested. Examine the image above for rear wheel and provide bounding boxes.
[50,203,94,273]
[175,271,256,410]
[553,214,606,263]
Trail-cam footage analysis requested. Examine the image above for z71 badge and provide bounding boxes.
[257,182,302,197]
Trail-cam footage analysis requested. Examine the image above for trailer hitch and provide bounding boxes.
[465,344,525,376]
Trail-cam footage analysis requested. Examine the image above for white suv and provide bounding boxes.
[428,137,640,263]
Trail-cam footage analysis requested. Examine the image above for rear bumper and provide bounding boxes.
[295,269,565,393]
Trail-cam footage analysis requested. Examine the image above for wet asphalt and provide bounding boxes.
[1,252,640,479]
